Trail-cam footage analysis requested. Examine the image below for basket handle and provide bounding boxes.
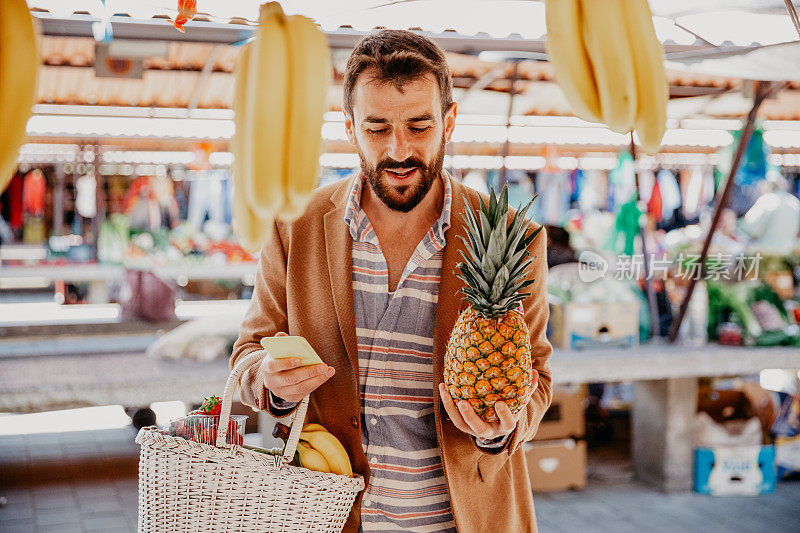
[216,349,309,462]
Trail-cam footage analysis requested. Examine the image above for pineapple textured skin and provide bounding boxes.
[445,307,533,422]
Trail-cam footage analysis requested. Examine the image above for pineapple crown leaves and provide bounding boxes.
[455,185,541,317]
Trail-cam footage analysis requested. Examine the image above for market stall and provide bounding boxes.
[1,0,799,502]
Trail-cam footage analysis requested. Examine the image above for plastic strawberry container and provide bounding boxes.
[169,414,247,445]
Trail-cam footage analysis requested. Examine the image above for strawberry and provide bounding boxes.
[180,396,243,445]
[201,422,217,444]
[197,396,222,416]
[227,419,244,445]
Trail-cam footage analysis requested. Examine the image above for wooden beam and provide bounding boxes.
[498,61,519,187]
[668,81,773,343]
[187,45,223,111]
[630,134,661,338]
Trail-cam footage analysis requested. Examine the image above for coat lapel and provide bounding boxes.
[432,178,472,382]
[324,178,360,374]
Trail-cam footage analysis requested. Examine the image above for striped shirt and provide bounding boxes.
[345,171,457,532]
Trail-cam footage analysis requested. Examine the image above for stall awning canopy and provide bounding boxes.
[26,0,800,47]
[20,0,800,152]
[666,41,800,82]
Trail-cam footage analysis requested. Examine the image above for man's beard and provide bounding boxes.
[358,135,446,213]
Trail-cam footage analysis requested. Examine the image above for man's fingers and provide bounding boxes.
[272,369,335,402]
[457,401,495,439]
[269,364,334,388]
[263,356,302,374]
[275,364,331,386]
[494,401,517,434]
[438,384,472,434]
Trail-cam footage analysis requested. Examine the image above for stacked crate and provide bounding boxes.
[525,384,587,492]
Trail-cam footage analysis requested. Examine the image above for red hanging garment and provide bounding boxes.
[22,169,45,217]
[5,172,24,230]
[647,179,663,222]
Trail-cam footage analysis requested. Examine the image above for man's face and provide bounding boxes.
[344,71,456,212]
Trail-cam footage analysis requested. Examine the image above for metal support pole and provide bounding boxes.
[498,60,519,189]
[630,134,660,337]
[188,45,223,111]
[90,142,104,253]
[53,163,65,236]
[668,81,771,342]
[457,62,507,108]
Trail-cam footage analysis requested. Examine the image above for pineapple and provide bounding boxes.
[444,186,541,423]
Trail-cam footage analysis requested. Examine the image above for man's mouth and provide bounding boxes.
[384,167,418,179]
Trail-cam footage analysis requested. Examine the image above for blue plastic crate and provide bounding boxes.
[694,445,776,496]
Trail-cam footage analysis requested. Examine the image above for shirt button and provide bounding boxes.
[363,499,371,507]
[370,417,377,426]
[350,416,358,428]
[370,457,378,464]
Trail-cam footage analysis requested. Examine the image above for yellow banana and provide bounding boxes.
[245,2,289,219]
[544,0,601,124]
[229,3,331,237]
[0,0,40,193]
[302,423,328,433]
[231,43,269,251]
[622,0,668,155]
[300,430,353,477]
[296,441,331,473]
[579,0,637,134]
[278,14,331,221]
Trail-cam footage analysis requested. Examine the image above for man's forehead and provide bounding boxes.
[352,70,440,120]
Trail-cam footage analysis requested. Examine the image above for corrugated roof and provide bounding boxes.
[34,36,758,111]
[42,36,239,71]
[37,65,234,108]
[27,0,799,47]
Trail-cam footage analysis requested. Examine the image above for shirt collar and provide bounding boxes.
[343,170,453,246]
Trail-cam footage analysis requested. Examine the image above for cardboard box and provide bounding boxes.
[698,389,753,425]
[548,301,639,350]
[525,439,587,492]
[698,386,775,440]
[694,445,776,495]
[533,386,586,441]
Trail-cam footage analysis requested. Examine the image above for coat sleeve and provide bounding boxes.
[230,218,290,412]
[506,223,553,455]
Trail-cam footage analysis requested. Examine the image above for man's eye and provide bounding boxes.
[368,129,388,135]
[410,126,430,133]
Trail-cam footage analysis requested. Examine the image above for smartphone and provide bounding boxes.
[259,336,325,367]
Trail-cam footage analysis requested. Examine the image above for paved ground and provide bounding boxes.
[534,478,800,533]
[1,428,799,532]
[0,477,139,532]
[1,473,798,532]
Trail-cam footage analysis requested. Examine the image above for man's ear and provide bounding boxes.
[343,111,357,146]
[443,102,457,144]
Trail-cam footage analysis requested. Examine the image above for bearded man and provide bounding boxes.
[232,29,552,532]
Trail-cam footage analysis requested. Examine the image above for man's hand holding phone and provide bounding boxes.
[256,332,335,403]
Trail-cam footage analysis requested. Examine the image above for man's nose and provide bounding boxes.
[387,129,413,162]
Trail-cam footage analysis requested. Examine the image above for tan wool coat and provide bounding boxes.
[231,174,553,532]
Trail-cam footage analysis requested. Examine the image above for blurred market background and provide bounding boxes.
[1,0,800,531]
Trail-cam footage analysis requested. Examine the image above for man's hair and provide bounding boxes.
[343,30,453,119]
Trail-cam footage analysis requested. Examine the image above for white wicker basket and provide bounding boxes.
[135,350,365,532]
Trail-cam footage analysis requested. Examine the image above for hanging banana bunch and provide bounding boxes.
[231,2,331,251]
[544,0,668,155]
[0,0,40,193]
